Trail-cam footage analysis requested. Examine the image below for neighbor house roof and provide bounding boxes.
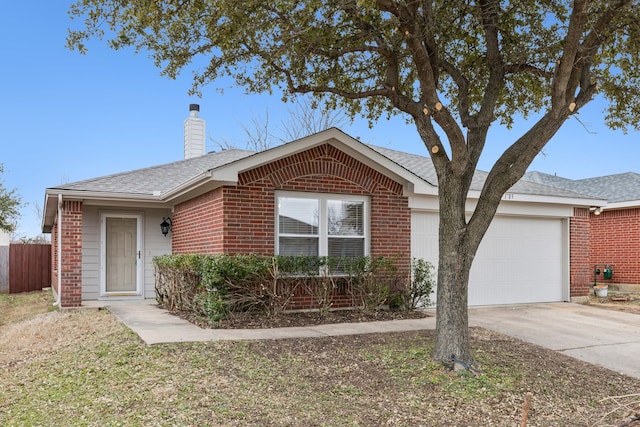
[524,171,640,206]
[43,128,601,231]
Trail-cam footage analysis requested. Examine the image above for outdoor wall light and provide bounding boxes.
[160,217,173,236]
[590,207,602,215]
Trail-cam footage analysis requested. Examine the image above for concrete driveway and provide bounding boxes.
[469,303,640,379]
[105,301,640,379]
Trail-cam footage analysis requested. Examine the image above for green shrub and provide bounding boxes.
[192,291,228,322]
[153,254,419,325]
[347,256,400,310]
[387,258,435,311]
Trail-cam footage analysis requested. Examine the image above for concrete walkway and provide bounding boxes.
[99,300,640,379]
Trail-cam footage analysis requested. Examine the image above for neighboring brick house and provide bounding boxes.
[525,171,640,298]
[42,105,600,308]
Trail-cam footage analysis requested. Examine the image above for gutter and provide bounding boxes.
[53,194,62,307]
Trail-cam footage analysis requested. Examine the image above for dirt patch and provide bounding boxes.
[586,291,640,315]
[0,289,55,327]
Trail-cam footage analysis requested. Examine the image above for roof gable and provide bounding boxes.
[202,128,436,196]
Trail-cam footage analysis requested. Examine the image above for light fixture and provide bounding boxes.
[589,207,602,215]
[160,217,172,236]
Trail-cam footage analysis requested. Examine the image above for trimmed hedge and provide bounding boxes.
[153,254,434,326]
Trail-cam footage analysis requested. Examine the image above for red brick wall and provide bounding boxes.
[570,208,591,298]
[60,200,83,307]
[51,217,59,296]
[172,143,412,309]
[172,188,224,253]
[589,208,640,284]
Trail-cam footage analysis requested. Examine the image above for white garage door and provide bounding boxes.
[411,211,566,306]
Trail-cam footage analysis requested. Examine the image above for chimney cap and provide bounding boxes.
[189,103,200,112]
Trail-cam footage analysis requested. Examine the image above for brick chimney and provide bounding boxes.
[184,104,206,159]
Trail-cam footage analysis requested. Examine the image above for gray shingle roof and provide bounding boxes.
[48,133,599,201]
[49,149,255,196]
[369,144,595,199]
[524,171,640,203]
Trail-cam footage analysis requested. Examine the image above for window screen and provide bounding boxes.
[278,197,319,256]
[277,195,367,259]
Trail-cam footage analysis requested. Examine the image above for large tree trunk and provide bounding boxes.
[432,173,484,366]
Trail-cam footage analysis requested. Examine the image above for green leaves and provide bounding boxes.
[0,164,21,233]
[67,1,640,132]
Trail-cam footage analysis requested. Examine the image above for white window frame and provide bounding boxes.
[275,191,370,257]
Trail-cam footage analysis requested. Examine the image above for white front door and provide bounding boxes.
[101,214,143,296]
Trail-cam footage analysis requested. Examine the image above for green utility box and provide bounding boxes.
[603,268,613,279]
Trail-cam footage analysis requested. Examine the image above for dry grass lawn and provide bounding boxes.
[1,290,640,426]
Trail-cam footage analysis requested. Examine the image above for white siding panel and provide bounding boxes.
[81,206,172,301]
[82,206,100,300]
[411,211,565,306]
[143,209,172,299]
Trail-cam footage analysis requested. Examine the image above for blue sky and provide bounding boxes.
[1,2,638,240]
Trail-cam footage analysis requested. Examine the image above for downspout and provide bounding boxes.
[53,194,62,307]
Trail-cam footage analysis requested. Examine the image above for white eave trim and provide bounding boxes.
[42,188,167,232]
[160,171,216,201]
[602,200,640,210]
[465,188,608,207]
[45,188,165,203]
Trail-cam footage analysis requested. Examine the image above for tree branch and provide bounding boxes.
[476,0,504,127]
[552,0,588,111]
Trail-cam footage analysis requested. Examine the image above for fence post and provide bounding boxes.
[0,245,8,293]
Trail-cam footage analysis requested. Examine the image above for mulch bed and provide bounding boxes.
[175,308,430,329]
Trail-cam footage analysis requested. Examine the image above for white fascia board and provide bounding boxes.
[410,192,606,218]
[492,201,576,217]
[161,172,216,201]
[410,195,575,217]
[42,188,167,232]
[465,189,606,207]
[604,200,640,210]
[45,188,164,203]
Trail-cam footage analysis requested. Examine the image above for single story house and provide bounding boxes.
[524,171,640,290]
[42,105,605,308]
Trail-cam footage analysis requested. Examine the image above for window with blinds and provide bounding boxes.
[277,194,368,259]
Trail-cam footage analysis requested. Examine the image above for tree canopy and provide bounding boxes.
[68,1,640,130]
[0,164,21,233]
[67,0,640,365]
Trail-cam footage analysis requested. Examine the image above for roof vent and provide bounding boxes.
[184,104,206,159]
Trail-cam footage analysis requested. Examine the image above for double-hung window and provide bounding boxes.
[276,193,368,259]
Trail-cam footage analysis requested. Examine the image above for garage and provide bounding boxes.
[411,211,568,306]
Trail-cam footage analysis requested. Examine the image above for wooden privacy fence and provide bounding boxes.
[7,243,51,294]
